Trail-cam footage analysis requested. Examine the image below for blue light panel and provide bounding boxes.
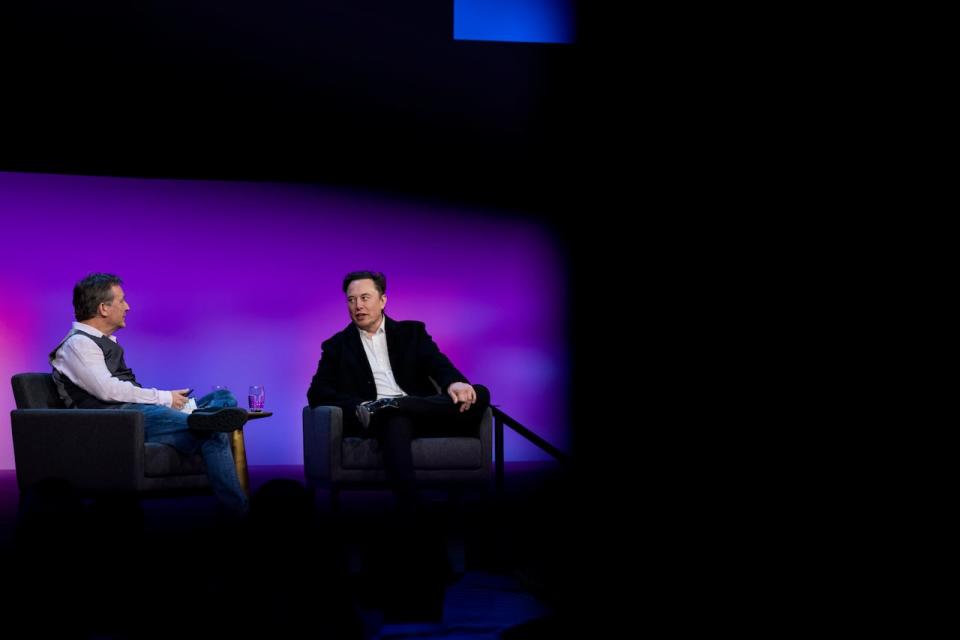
[454,0,575,44]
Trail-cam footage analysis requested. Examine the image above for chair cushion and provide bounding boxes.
[144,443,207,477]
[341,436,483,470]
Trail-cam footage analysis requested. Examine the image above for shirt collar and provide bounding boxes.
[357,315,386,339]
[73,321,116,342]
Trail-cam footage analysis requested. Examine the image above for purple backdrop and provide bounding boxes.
[0,171,568,469]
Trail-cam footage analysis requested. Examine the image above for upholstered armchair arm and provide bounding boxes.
[11,409,145,492]
[302,405,343,488]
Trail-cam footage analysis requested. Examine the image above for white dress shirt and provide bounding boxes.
[51,321,173,407]
[358,319,407,399]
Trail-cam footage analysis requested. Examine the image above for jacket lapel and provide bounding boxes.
[384,314,401,375]
[343,321,375,383]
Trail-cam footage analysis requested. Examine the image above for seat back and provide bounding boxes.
[12,373,65,409]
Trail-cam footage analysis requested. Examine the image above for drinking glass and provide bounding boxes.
[248,385,265,412]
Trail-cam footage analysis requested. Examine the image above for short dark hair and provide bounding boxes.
[73,273,122,321]
[342,271,386,296]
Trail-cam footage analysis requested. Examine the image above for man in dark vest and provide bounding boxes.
[50,273,250,514]
[307,270,491,511]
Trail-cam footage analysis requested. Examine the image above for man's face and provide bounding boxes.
[346,279,386,333]
[101,285,130,331]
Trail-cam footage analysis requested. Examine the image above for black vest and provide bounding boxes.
[49,329,141,408]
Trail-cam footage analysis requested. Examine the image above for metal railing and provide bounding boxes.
[491,406,568,497]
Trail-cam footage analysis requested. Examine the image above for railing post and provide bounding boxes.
[490,406,566,505]
[495,412,504,500]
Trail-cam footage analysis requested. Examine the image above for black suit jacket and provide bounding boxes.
[307,315,468,426]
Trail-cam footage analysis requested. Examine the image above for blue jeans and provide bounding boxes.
[118,390,248,514]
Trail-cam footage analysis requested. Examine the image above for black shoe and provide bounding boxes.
[355,397,401,429]
[187,407,249,432]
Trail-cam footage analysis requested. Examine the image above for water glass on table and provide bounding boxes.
[248,385,265,412]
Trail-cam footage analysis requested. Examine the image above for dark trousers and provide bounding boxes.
[369,384,490,507]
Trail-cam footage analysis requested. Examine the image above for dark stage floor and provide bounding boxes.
[0,462,578,639]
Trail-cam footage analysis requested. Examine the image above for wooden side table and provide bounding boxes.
[230,410,272,495]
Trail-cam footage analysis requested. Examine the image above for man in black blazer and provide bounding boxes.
[307,271,490,510]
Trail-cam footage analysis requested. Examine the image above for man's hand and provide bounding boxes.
[447,382,477,413]
[171,389,190,410]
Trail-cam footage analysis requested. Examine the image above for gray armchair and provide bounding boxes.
[10,373,211,495]
[302,404,492,508]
